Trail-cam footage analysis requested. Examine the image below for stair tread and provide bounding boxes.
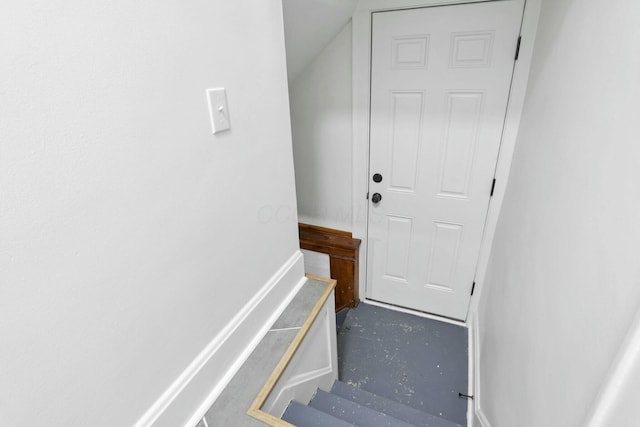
[282,400,356,427]
[309,389,416,427]
[331,381,464,427]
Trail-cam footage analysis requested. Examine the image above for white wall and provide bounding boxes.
[290,22,353,231]
[0,1,302,426]
[282,0,357,83]
[476,0,640,426]
[301,249,331,279]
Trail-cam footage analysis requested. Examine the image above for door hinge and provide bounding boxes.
[490,178,496,197]
[366,192,369,200]
[515,35,522,60]
[471,281,476,296]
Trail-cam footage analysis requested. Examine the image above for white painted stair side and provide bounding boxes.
[262,289,338,417]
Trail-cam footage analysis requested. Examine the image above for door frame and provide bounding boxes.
[351,0,542,323]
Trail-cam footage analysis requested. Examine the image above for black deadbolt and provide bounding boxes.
[372,173,383,183]
[371,193,382,204]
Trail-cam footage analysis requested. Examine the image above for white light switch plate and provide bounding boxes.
[206,88,231,134]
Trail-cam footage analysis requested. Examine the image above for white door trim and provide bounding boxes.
[351,0,542,323]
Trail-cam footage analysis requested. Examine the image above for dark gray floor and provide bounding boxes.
[337,303,468,426]
[336,307,350,332]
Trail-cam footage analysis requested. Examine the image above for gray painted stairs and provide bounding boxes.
[282,303,468,426]
[282,400,355,427]
[282,381,463,427]
[337,304,468,425]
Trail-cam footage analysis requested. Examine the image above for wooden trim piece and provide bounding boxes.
[299,222,352,238]
[298,223,361,311]
[247,275,337,426]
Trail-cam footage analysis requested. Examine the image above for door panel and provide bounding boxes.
[366,0,524,320]
[383,215,413,281]
[439,91,484,197]
[388,91,424,191]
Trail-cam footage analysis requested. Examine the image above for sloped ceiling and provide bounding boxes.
[282,0,358,83]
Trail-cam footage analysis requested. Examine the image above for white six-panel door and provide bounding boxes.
[366,0,524,320]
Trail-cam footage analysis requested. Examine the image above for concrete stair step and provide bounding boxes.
[308,389,416,427]
[282,400,356,427]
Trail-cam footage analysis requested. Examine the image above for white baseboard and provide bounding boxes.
[362,298,467,327]
[476,408,492,427]
[467,315,475,427]
[583,304,640,426]
[471,311,492,427]
[134,250,306,427]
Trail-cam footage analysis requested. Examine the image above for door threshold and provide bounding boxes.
[363,298,467,328]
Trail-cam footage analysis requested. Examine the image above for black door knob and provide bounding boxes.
[371,193,382,204]
[373,173,383,183]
